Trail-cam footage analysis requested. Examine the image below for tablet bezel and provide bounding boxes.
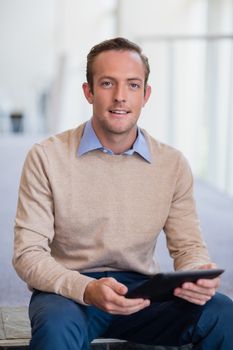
[126,268,224,302]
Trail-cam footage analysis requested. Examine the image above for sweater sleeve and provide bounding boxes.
[163,154,211,270]
[13,144,94,304]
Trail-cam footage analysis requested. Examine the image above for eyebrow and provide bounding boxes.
[128,78,143,82]
[99,76,143,82]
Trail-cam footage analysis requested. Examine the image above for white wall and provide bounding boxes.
[118,0,207,37]
[0,0,233,195]
[0,0,55,132]
[0,0,117,133]
[118,0,233,195]
[115,1,205,176]
[49,0,117,131]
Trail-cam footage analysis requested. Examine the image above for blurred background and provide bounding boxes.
[1,0,233,193]
[0,0,233,305]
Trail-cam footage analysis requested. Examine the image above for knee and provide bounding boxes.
[33,302,86,335]
[192,293,233,348]
[204,292,233,329]
[30,296,88,349]
[210,293,233,317]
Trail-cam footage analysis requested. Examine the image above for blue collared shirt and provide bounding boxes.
[78,120,151,163]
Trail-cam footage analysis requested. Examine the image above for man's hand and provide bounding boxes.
[84,277,150,315]
[174,263,221,305]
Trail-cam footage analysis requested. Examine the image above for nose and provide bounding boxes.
[114,84,126,103]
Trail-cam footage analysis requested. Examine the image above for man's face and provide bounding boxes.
[83,50,151,139]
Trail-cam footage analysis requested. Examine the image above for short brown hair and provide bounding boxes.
[86,37,150,94]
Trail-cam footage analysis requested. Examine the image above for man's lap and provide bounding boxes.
[29,272,233,348]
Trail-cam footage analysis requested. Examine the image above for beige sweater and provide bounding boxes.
[13,123,210,304]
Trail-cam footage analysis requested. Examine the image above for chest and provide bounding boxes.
[50,156,176,235]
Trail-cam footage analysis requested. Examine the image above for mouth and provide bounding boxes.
[109,109,131,115]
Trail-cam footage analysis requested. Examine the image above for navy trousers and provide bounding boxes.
[29,272,233,350]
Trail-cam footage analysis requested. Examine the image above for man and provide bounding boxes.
[13,37,233,349]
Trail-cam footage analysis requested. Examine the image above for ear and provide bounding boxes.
[82,83,94,104]
[143,85,151,107]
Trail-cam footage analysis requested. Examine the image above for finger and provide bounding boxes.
[176,287,212,300]
[106,298,150,315]
[182,282,216,297]
[174,289,211,305]
[174,287,212,303]
[198,262,217,270]
[114,295,149,309]
[197,277,220,289]
[103,277,128,295]
[176,293,209,305]
[117,300,150,315]
[92,278,150,315]
[99,280,148,308]
[104,286,148,308]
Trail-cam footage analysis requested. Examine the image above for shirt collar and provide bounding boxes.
[78,119,151,163]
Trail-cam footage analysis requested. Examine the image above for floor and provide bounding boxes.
[0,345,192,350]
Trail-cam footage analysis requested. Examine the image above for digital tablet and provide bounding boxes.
[126,269,224,302]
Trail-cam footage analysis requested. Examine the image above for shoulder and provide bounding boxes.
[38,123,85,150]
[28,123,85,159]
[141,129,194,193]
[141,128,188,165]
[21,124,86,175]
[141,128,193,187]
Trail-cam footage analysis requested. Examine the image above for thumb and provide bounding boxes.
[104,277,128,295]
[199,262,217,270]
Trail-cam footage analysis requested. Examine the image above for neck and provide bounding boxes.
[91,120,137,155]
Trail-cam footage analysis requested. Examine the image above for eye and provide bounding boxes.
[101,81,113,88]
[130,82,141,90]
